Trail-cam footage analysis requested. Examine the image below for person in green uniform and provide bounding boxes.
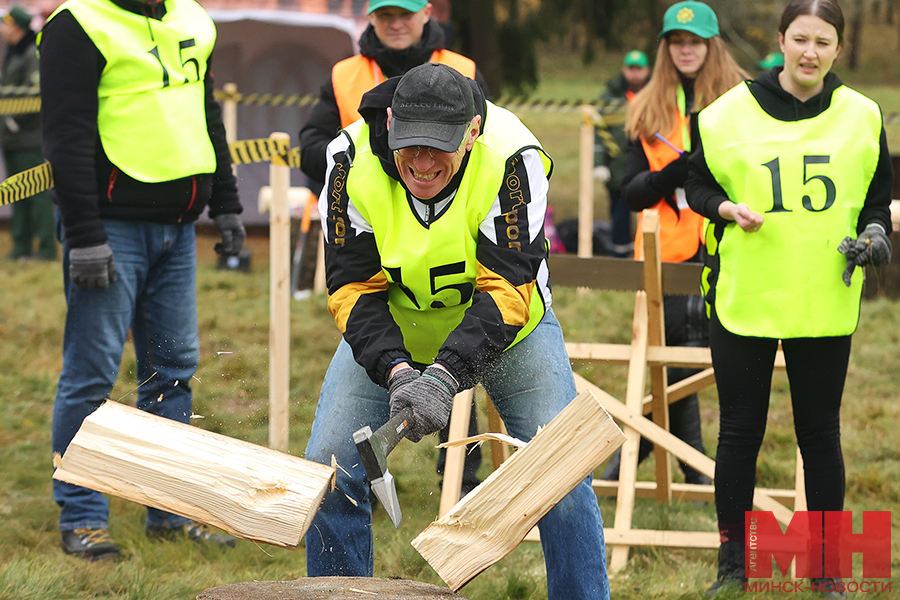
[306,63,610,599]
[685,0,892,597]
[0,6,55,260]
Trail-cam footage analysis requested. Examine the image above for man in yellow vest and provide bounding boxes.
[299,0,489,495]
[39,0,244,560]
[307,62,610,599]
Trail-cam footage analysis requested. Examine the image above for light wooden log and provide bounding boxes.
[577,105,595,259]
[269,131,291,452]
[411,389,625,592]
[439,389,475,517]
[53,401,335,549]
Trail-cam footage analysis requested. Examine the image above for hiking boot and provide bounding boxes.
[812,578,848,599]
[146,521,236,548]
[61,528,120,561]
[707,541,747,597]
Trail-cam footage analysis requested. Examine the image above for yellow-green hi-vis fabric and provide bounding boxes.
[43,0,216,183]
[341,103,551,364]
[699,82,882,338]
[0,140,299,206]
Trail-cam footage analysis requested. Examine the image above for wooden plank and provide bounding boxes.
[568,343,786,370]
[641,211,672,504]
[439,389,475,517]
[53,401,335,549]
[269,131,291,452]
[609,291,649,572]
[484,394,510,469]
[591,480,797,507]
[411,389,626,592]
[641,368,716,413]
[525,528,719,548]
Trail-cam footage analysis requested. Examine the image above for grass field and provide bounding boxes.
[2,43,900,600]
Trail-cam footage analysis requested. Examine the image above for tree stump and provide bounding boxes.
[196,577,467,600]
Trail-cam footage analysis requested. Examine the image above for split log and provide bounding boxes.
[411,388,626,591]
[53,400,334,548]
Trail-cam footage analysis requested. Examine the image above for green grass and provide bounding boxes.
[2,233,899,599]
[3,44,900,600]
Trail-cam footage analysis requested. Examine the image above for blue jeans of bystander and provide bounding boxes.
[52,216,199,532]
[304,308,610,599]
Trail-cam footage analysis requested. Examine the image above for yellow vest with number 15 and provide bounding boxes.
[699,82,881,338]
[42,0,217,182]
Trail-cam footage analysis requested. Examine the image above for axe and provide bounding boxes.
[352,407,414,529]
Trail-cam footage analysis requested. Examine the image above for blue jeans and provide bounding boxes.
[52,217,199,532]
[305,308,609,599]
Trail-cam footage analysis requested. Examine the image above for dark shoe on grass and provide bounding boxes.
[61,528,120,561]
[147,521,236,549]
[707,541,747,597]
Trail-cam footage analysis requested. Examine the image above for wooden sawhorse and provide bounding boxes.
[439,210,805,574]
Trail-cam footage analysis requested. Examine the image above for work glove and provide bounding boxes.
[837,223,893,287]
[389,364,458,443]
[213,213,246,256]
[650,152,689,194]
[69,243,117,291]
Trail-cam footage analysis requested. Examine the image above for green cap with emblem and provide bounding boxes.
[367,0,427,14]
[623,50,649,68]
[659,1,719,39]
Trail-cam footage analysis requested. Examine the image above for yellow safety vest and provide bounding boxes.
[340,103,550,363]
[44,0,217,182]
[699,82,882,337]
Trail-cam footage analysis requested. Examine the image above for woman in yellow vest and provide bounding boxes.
[686,0,892,596]
[600,1,746,487]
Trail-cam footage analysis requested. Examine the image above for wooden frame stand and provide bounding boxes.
[440,210,805,573]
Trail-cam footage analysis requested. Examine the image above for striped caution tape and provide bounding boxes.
[0,161,53,206]
[0,139,300,206]
[0,86,41,115]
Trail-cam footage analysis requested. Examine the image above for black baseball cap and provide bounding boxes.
[388,63,475,154]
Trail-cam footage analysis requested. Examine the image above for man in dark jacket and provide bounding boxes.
[299,0,488,495]
[593,50,650,258]
[0,6,54,260]
[40,0,245,560]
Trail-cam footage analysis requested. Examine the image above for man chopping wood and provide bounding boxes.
[305,62,610,599]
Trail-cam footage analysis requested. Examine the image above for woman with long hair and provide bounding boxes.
[599,0,747,487]
[686,0,892,596]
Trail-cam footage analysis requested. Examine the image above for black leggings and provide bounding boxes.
[710,311,850,528]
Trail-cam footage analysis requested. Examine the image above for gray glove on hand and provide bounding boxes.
[69,243,117,290]
[389,365,458,443]
[838,224,893,287]
[213,213,246,256]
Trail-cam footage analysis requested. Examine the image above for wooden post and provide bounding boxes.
[578,105,595,259]
[641,211,673,503]
[269,132,291,452]
[439,389,475,517]
[223,83,238,177]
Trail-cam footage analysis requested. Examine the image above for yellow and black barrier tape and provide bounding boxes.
[0,139,301,206]
[0,160,53,206]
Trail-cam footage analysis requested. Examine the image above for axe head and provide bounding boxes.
[352,407,413,529]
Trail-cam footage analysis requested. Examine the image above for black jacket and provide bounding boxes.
[298,21,490,189]
[39,0,240,249]
[686,68,892,235]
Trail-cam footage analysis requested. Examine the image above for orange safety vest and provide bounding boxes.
[332,50,477,128]
[634,111,705,262]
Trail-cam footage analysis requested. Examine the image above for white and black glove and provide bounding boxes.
[388,365,458,443]
[213,213,246,256]
[837,223,893,287]
[69,243,117,290]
